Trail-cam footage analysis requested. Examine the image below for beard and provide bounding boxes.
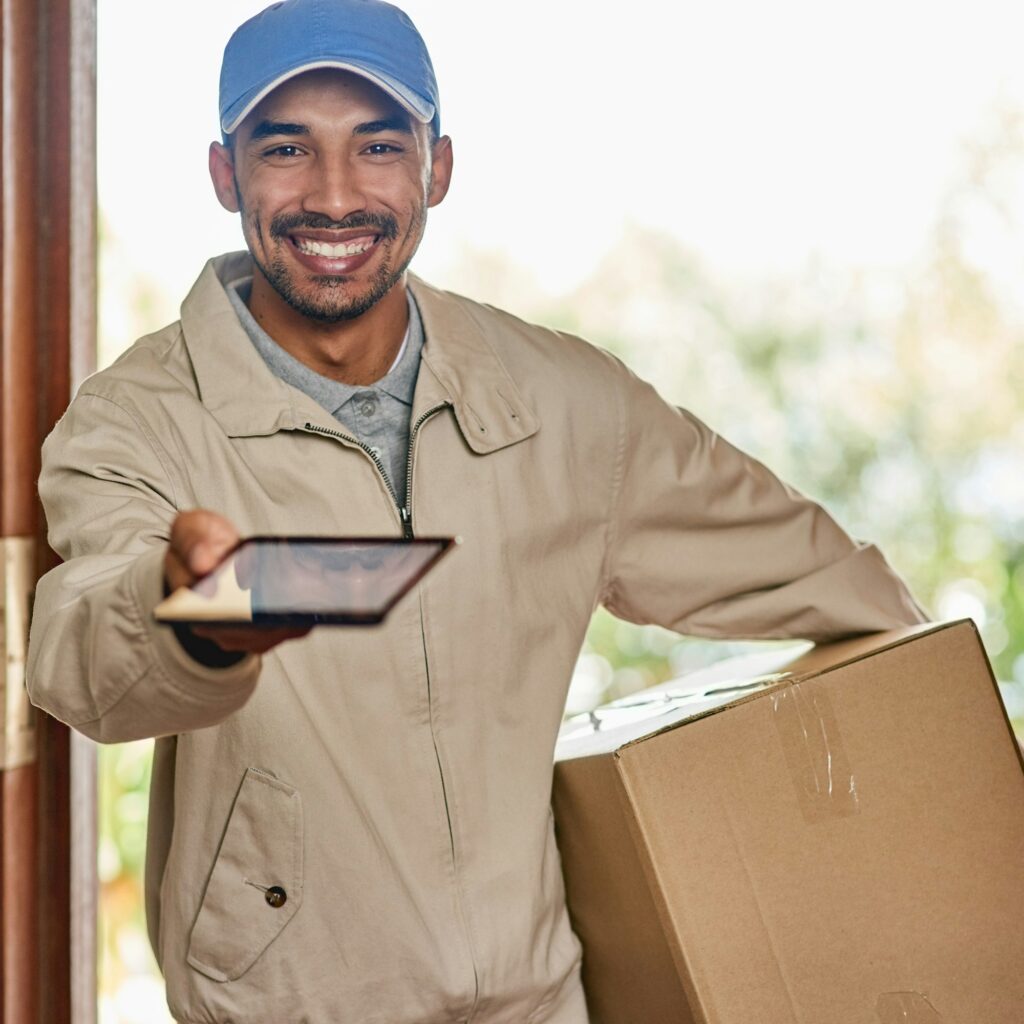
[245,208,423,323]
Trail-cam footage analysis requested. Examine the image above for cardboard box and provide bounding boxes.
[552,620,1024,1023]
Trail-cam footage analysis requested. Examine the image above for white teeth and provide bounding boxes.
[295,237,375,258]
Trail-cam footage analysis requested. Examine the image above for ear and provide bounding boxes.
[209,141,241,213]
[427,135,454,208]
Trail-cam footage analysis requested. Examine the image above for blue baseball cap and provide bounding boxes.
[219,0,440,137]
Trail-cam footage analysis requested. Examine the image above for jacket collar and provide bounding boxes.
[180,252,539,455]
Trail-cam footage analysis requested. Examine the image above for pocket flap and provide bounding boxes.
[187,768,304,981]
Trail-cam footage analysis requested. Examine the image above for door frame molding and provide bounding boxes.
[1,1,97,1022]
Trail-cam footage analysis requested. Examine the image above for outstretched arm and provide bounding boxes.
[26,392,271,744]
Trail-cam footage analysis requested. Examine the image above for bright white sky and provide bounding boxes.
[99,0,1024,320]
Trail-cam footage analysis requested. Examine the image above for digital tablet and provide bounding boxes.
[154,535,457,627]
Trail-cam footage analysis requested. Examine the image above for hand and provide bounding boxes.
[164,510,311,657]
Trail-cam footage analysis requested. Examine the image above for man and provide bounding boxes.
[26,1,927,1022]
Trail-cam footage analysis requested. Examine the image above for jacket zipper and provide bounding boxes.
[303,401,450,539]
[304,400,478,1011]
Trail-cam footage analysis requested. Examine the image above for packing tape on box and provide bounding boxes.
[770,681,860,824]
[876,991,945,1023]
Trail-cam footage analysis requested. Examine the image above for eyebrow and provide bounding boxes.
[352,116,413,136]
[249,120,310,142]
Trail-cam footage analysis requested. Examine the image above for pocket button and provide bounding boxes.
[265,886,287,909]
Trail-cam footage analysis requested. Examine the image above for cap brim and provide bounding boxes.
[221,60,435,135]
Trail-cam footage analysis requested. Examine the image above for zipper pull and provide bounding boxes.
[399,506,414,540]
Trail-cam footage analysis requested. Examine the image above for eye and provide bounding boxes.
[262,144,305,159]
[363,142,403,156]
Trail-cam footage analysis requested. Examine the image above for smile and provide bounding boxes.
[292,234,379,259]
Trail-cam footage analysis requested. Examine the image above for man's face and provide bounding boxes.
[209,69,452,323]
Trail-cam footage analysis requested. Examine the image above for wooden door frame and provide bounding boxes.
[1,1,97,1022]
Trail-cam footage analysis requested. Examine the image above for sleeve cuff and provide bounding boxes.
[130,545,261,711]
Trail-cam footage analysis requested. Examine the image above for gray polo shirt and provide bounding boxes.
[226,276,423,508]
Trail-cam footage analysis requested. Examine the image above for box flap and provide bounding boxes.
[774,619,948,680]
[556,674,787,761]
[556,622,971,762]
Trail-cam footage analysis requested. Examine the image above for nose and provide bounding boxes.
[301,155,368,223]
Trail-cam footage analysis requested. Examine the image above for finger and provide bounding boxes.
[191,625,312,654]
[170,510,241,580]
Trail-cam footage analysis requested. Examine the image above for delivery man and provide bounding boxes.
[27,1,928,1021]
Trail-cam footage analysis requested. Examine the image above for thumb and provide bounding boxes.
[171,510,241,579]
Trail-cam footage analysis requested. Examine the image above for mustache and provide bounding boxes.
[269,211,399,242]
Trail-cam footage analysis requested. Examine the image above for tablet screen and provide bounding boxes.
[154,536,456,627]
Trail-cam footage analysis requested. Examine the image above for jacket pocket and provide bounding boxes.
[186,767,304,982]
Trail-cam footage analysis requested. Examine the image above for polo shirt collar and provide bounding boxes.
[224,274,422,416]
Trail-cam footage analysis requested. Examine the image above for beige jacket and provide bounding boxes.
[27,252,926,1024]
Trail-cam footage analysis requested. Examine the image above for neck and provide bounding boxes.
[246,271,409,386]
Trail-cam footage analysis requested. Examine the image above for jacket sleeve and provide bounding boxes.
[599,366,929,641]
[27,391,261,744]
